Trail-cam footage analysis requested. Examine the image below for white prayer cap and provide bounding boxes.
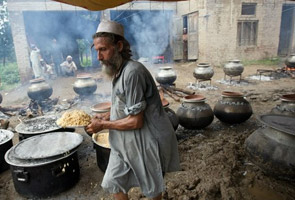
[96,20,124,37]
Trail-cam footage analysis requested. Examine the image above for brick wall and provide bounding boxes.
[175,0,294,66]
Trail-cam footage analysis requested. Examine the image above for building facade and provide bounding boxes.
[173,0,295,65]
[7,0,295,82]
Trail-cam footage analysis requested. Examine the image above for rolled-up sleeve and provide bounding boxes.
[124,70,147,116]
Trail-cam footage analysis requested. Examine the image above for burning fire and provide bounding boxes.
[285,66,295,72]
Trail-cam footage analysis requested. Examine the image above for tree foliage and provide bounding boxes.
[0,0,15,66]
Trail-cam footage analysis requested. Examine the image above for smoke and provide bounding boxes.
[129,11,171,59]
[114,10,173,62]
[23,11,100,67]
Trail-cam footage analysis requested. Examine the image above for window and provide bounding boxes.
[237,21,258,46]
[241,3,256,15]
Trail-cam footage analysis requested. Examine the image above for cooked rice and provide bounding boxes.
[56,110,91,127]
[94,132,110,148]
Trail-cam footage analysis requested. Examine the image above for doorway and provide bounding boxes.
[278,4,295,55]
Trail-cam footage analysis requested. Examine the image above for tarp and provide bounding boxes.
[53,0,185,11]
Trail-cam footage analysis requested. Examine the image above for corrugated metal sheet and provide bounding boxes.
[53,0,184,11]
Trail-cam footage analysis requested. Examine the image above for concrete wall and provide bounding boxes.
[175,0,294,66]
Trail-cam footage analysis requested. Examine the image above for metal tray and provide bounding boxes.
[15,115,61,134]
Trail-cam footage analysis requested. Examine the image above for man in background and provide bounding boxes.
[30,45,42,78]
[40,59,54,79]
[60,55,77,76]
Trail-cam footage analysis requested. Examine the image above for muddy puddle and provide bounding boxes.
[248,183,285,200]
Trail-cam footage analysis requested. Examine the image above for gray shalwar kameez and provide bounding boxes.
[101,60,180,198]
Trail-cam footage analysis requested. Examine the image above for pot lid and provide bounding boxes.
[228,59,241,63]
[76,73,92,79]
[221,91,243,97]
[159,66,172,70]
[15,115,61,134]
[183,94,205,102]
[258,114,295,136]
[13,132,83,160]
[29,77,45,83]
[91,102,111,113]
[5,146,77,167]
[0,129,14,145]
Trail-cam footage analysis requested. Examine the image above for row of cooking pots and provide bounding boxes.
[29,60,244,101]
[171,92,295,130]
[169,91,253,130]
[155,60,244,85]
[156,54,295,86]
[27,73,97,101]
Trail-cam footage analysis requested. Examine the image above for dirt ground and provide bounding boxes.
[1,61,295,200]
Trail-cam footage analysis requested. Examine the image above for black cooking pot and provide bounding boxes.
[92,131,110,172]
[285,54,295,68]
[27,78,53,101]
[162,98,179,131]
[245,115,295,181]
[214,91,252,124]
[0,129,14,172]
[73,74,97,96]
[5,132,83,198]
[15,115,75,141]
[177,94,214,130]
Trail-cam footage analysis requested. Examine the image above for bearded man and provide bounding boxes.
[86,20,180,200]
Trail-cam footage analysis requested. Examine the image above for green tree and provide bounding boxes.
[77,39,91,67]
[0,0,15,66]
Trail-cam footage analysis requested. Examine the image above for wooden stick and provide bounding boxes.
[171,87,195,95]
[161,87,180,101]
[161,85,185,98]
[158,87,164,101]
[164,86,184,97]
[286,71,295,79]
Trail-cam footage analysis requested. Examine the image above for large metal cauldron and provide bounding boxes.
[271,94,295,117]
[285,54,295,68]
[0,129,14,172]
[5,132,83,198]
[73,73,97,96]
[245,114,295,181]
[155,66,177,85]
[27,78,53,101]
[223,60,244,77]
[193,63,214,80]
[92,130,110,172]
[162,98,179,131]
[214,91,252,124]
[177,94,214,130]
[15,115,75,141]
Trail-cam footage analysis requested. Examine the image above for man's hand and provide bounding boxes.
[86,117,105,134]
[94,112,110,121]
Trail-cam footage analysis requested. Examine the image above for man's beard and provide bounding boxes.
[101,49,122,79]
